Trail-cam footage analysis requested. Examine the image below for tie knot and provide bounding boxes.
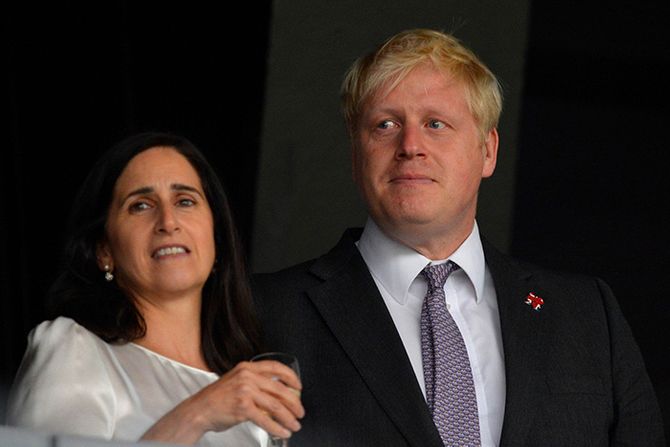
[421,261,459,291]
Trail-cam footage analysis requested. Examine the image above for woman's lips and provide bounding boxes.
[152,245,190,259]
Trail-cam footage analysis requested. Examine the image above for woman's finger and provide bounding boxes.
[248,406,294,439]
[251,391,302,435]
[254,372,305,419]
[241,360,302,391]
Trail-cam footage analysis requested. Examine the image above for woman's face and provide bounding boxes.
[97,146,216,304]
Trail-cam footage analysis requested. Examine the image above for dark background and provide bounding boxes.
[2,0,668,437]
[2,0,272,386]
[512,2,669,439]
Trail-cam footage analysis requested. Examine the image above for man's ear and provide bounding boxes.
[481,127,499,178]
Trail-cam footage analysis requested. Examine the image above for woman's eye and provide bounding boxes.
[177,198,195,207]
[428,120,446,129]
[129,202,150,213]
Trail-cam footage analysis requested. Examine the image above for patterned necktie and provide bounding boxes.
[420,262,481,446]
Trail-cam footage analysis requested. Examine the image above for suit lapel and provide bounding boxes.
[306,230,443,447]
[483,241,545,446]
[304,231,547,445]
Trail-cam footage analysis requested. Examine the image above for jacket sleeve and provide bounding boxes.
[597,278,666,446]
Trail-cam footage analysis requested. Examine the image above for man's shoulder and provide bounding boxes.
[482,237,599,283]
[481,237,614,314]
[252,258,317,286]
[252,227,364,289]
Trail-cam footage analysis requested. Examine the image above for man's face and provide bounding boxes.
[352,63,498,254]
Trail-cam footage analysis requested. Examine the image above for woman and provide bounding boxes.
[6,132,303,445]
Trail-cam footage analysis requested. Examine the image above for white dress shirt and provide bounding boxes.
[6,317,265,446]
[356,218,506,447]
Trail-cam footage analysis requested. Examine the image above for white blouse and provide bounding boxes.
[5,317,266,446]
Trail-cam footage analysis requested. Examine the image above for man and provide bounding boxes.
[252,29,665,446]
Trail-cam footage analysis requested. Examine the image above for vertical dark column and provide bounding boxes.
[513,2,670,437]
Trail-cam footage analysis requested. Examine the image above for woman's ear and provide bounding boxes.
[96,241,113,272]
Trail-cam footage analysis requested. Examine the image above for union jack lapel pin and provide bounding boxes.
[524,292,544,311]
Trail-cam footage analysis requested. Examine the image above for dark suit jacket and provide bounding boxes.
[252,228,665,446]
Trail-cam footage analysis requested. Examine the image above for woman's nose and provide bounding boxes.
[155,206,180,234]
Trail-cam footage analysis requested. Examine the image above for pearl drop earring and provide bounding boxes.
[104,264,114,282]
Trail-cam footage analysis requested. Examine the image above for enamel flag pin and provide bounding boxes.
[524,292,544,311]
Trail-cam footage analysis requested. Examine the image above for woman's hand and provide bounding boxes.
[141,360,304,444]
[197,359,304,436]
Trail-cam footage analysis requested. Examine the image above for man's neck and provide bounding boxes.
[376,219,475,260]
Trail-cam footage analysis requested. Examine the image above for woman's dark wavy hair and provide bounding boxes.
[47,131,261,373]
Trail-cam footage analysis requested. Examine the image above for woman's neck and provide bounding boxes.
[133,295,210,372]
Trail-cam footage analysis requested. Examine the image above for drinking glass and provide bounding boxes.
[250,352,301,447]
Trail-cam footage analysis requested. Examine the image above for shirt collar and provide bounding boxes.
[356,218,487,305]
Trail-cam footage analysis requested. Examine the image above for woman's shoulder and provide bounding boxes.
[21,316,113,371]
[27,316,104,348]
[6,318,118,434]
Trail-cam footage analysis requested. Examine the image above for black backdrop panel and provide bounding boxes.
[2,1,272,384]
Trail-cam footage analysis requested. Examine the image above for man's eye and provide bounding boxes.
[377,120,396,130]
[428,120,446,129]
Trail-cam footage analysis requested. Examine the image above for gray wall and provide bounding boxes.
[252,0,530,272]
